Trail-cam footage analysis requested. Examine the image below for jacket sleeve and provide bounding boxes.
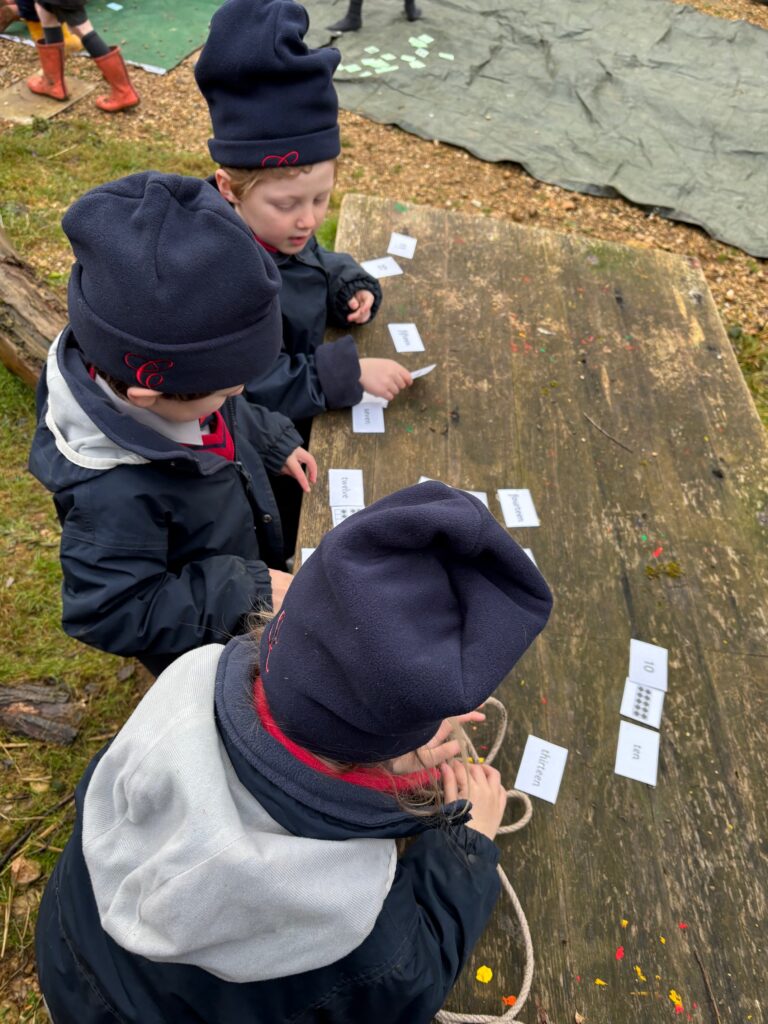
[245,335,362,420]
[233,399,305,472]
[316,245,383,329]
[58,482,273,665]
[304,826,501,1024]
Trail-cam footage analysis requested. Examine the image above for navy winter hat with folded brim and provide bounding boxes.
[195,0,341,169]
[260,481,554,764]
[63,172,282,393]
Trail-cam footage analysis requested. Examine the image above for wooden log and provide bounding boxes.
[297,195,768,1024]
[0,681,85,745]
[0,226,65,386]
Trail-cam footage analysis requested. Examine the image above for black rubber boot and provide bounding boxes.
[327,0,363,32]
[404,0,422,20]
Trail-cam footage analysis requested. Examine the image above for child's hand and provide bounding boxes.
[280,447,317,494]
[391,712,485,774]
[268,569,293,611]
[441,759,508,841]
[347,289,375,324]
[359,358,413,401]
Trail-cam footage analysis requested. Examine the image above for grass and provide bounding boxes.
[728,324,768,424]
[0,364,147,1007]
[0,117,213,290]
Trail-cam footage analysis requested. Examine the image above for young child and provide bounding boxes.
[28,172,316,676]
[35,481,553,1024]
[195,0,413,427]
[26,0,138,112]
[195,0,412,553]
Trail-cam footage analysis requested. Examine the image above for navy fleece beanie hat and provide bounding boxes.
[63,172,282,393]
[195,0,341,168]
[260,481,554,763]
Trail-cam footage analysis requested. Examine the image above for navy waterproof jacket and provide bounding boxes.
[28,329,303,676]
[36,641,502,1024]
[245,236,382,422]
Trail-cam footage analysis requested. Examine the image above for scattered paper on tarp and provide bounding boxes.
[306,0,768,256]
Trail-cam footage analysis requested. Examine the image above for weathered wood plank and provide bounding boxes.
[297,195,768,1023]
[0,226,64,385]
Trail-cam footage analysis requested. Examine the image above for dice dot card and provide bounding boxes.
[620,678,665,729]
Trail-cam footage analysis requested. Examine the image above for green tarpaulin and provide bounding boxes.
[304,0,768,257]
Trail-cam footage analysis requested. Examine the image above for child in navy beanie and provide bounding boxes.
[28,172,317,676]
[36,481,552,1024]
[195,0,413,551]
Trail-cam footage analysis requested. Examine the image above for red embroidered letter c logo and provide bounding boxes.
[260,151,300,168]
[123,353,175,389]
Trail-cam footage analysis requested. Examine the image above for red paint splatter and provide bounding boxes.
[541,696,548,705]
[502,995,517,1006]
[692,1003,698,1009]
[678,922,688,930]
[652,546,663,558]
[576,975,581,982]
[675,1006,684,1015]
[616,946,625,960]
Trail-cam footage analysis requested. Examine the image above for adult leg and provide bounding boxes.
[404,0,422,21]
[327,0,363,33]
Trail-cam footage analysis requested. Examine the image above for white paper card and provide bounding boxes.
[331,506,364,527]
[523,548,537,566]
[352,403,385,433]
[620,678,665,730]
[361,391,389,407]
[300,547,316,564]
[387,232,417,259]
[514,735,568,804]
[360,256,403,278]
[328,469,364,507]
[411,363,437,379]
[628,639,668,693]
[614,720,660,786]
[388,323,425,353]
[497,489,540,528]
[463,489,489,508]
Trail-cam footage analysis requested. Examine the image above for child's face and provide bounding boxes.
[228,162,336,254]
[125,384,245,423]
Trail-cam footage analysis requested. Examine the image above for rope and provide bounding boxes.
[435,697,534,1024]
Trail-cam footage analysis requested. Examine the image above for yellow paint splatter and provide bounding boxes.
[476,965,493,984]
[630,991,650,996]
[660,935,666,944]
[595,978,607,987]
[669,989,683,1008]
[621,918,629,928]
[634,966,647,982]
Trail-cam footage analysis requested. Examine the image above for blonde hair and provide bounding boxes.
[221,159,339,201]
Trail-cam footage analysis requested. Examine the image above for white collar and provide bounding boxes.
[93,374,204,446]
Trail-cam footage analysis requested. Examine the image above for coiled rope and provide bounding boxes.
[435,696,534,1023]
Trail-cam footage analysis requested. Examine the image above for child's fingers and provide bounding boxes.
[286,457,311,493]
[441,762,458,804]
[348,296,359,310]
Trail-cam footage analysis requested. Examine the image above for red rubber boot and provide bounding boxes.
[27,40,67,101]
[93,46,139,112]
